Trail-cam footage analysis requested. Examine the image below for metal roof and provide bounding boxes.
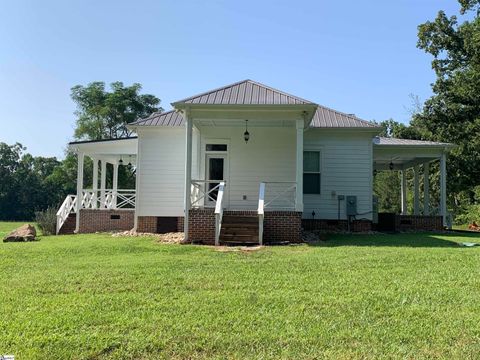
[172,79,315,106]
[310,106,378,128]
[373,136,453,147]
[129,110,185,127]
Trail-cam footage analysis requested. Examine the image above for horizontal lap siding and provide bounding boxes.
[199,126,296,210]
[137,128,199,217]
[303,131,373,220]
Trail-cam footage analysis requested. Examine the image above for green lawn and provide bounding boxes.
[2,222,480,359]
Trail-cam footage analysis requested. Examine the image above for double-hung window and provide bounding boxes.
[303,151,321,194]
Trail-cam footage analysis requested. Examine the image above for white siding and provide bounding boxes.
[303,130,373,220]
[198,126,296,210]
[136,127,199,216]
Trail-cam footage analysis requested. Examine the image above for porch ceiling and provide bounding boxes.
[68,137,138,165]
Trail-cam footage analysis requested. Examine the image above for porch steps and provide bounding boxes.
[220,215,259,245]
[58,213,76,235]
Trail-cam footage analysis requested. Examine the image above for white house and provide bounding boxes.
[59,80,454,244]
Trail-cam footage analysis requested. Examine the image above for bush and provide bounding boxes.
[35,207,57,235]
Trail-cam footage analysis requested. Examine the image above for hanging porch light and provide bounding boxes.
[244,120,250,143]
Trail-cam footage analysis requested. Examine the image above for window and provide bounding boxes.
[206,144,227,151]
[303,151,321,194]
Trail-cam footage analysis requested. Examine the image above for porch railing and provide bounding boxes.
[257,181,297,245]
[214,182,226,246]
[56,195,77,234]
[191,180,226,208]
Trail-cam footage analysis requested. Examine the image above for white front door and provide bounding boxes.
[205,154,228,207]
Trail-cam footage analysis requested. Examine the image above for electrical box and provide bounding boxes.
[372,195,379,224]
[346,196,357,216]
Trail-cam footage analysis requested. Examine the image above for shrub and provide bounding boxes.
[35,207,57,235]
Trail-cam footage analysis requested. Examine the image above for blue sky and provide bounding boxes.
[0,0,464,158]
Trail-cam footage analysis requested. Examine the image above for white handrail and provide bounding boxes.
[81,189,136,209]
[214,182,226,246]
[56,195,77,234]
[258,182,265,245]
[262,181,297,210]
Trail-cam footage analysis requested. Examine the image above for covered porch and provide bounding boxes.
[373,137,455,230]
[57,137,138,234]
[179,103,318,245]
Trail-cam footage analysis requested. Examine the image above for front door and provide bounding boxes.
[205,154,227,206]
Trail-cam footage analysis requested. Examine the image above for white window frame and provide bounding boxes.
[303,149,322,195]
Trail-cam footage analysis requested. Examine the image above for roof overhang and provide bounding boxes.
[68,137,138,165]
[174,103,318,128]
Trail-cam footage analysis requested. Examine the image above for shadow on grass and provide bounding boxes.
[308,232,480,248]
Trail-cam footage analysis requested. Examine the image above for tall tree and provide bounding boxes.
[413,0,480,199]
[71,82,162,140]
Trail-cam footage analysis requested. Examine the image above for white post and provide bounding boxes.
[413,165,420,215]
[75,152,84,233]
[295,119,304,212]
[184,111,193,241]
[423,162,430,215]
[440,153,447,227]
[400,170,407,215]
[100,160,107,208]
[113,162,119,209]
[92,158,98,209]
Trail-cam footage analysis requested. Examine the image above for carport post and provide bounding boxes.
[423,163,430,215]
[413,166,420,215]
[100,160,107,208]
[440,153,447,227]
[400,170,407,215]
[92,158,98,209]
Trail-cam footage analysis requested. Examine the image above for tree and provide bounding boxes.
[71,82,162,140]
[413,0,480,200]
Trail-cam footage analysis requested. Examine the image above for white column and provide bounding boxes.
[183,112,193,240]
[92,158,98,209]
[295,119,304,212]
[100,160,107,208]
[400,170,407,215]
[440,153,447,227]
[423,162,430,215]
[413,165,420,215]
[113,162,119,209]
[75,152,84,233]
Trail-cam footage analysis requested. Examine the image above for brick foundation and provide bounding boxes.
[264,211,302,243]
[188,209,216,244]
[78,209,134,233]
[137,216,184,233]
[395,215,443,231]
[302,219,372,232]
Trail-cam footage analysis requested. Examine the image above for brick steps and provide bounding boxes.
[220,215,259,245]
[58,213,76,235]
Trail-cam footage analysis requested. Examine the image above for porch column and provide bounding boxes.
[75,152,85,233]
[413,165,420,215]
[400,170,407,215]
[92,158,98,209]
[113,162,119,209]
[184,111,193,240]
[440,152,447,227]
[100,160,107,208]
[423,162,430,215]
[295,119,304,212]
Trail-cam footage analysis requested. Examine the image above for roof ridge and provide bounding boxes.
[172,79,251,104]
[244,79,315,104]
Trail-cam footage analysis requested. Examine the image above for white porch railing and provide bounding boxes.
[191,180,226,208]
[257,181,297,245]
[56,189,136,233]
[56,195,77,234]
[214,182,226,246]
[81,189,136,209]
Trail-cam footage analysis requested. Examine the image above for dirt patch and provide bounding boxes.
[215,245,264,253]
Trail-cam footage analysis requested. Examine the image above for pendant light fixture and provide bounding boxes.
[244,120,250,143]
[119,157,123,165]
[389,161,394,170]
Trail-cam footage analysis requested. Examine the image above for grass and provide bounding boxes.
[2,222,480,359]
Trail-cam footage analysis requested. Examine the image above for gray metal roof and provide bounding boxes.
[129,110,185,127]
[373,136,453,147]
[172,79,315,106]
[310,106,378,128]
